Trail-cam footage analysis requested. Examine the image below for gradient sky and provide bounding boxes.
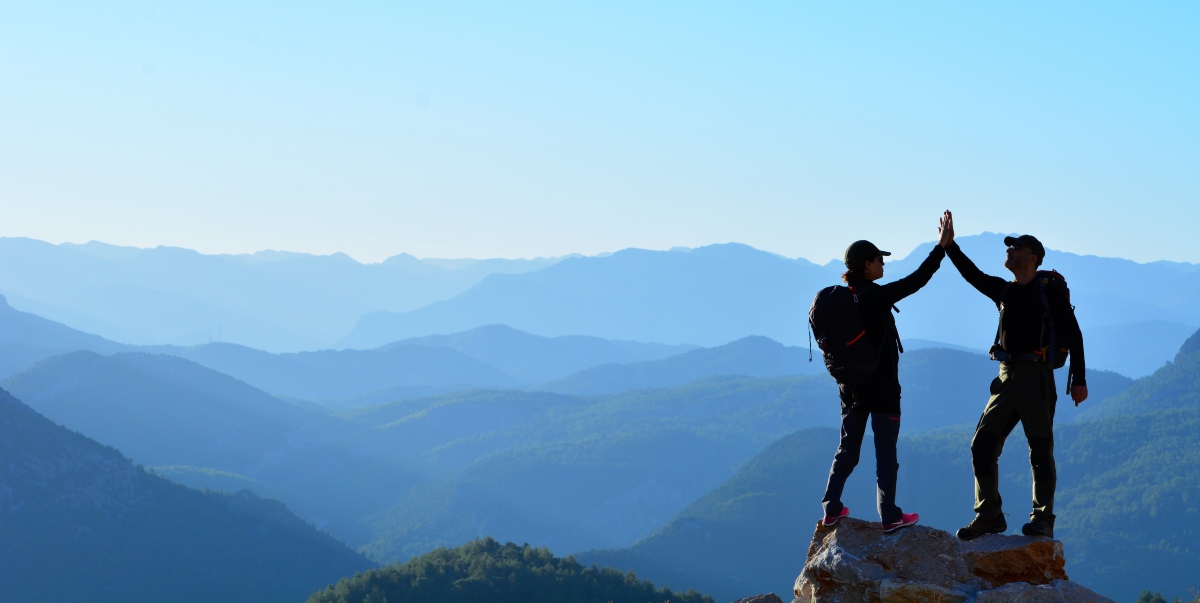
[1,2,1197,263]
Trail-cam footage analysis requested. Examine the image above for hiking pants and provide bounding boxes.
[821,401,902,524]
[971,361,1057,523]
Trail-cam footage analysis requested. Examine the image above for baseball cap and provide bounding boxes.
[1003,235,1045,264]
[844,240,891,269]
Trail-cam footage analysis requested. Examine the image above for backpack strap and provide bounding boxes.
[988,283,1010,361]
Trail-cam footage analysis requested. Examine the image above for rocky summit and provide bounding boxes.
[793,518,1111,603]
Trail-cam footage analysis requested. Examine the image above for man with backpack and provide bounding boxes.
[943,212,1088,540]
[810,211,954,533]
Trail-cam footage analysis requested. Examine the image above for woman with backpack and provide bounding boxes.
[814,210,954,532]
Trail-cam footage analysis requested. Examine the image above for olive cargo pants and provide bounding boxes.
[971,361,1057,523]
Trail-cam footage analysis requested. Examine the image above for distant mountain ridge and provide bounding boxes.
[389,324,696,383]
[0,237,562,351]
[3,234,1195,378]
[341,235,1200,378]
[0,386,372,603]
[342,243,834,349]
[534,335,824,395]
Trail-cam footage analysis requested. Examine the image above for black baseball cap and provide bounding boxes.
[1003,234,1045,265]
[844,240,890,269]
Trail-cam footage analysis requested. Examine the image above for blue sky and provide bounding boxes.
[1,1,1196,263]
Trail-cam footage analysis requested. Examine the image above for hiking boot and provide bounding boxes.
[956,514,1007,541]
[1022,517,1054,538]
[822,506,850,527]
[883,512,919,533]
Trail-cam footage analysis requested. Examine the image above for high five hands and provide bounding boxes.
[937,210,954,248]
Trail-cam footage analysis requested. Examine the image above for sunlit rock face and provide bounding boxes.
[793,518,1110,603]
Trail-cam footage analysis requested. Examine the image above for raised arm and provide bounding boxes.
[870,211,952,305]
[875,246,946,306]
[945,241,1007,304]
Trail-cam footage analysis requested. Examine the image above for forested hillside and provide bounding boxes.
[2,351,418,545]
[0,387,372,603]
[306,538,713,603]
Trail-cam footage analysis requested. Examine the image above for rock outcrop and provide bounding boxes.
[735,595,785,603]
[793,518,1111,603]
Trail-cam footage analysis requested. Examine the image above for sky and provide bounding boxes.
[1,1,1197,264]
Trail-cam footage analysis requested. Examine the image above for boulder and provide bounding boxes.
[792,518,1111,603]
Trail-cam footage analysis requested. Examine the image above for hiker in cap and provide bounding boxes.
[818,211,954,532]
[942,212,1088,541]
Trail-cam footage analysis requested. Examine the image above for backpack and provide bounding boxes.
[808,285,882,386]
[989,269,1072,370]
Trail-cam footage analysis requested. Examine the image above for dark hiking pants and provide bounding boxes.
[971,361,1057,523]
[821,403,902,524]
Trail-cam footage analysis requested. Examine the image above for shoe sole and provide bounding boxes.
[822,509,850,527]
[883,519,917,533]
[957,526,1007,541]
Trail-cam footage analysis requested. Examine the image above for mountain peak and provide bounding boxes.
[1177,327,1200,361]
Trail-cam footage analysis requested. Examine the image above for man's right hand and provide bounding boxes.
[938,210,954,248]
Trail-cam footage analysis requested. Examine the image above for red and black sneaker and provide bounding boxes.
[883,512,918,533]
[822,506,850,527]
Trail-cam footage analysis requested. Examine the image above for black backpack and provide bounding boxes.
[989,269,1072,370]
[808,285,882,386]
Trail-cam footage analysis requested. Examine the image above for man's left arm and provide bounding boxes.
[1050,285,1088,405]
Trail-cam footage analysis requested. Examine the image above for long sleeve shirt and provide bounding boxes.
[945,242,1086,387]
[843,245,946,411]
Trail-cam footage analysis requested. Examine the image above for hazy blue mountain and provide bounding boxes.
[1,352,417,546]
[389,324,697,382]
[902,338,985,353]
[0,293,125,352]
[0,293,130,379]
[0,237,562,351]
[341,243,839,349]
[155,341,519,403]
[340,376,839,561]
[536,336,825,395]
[1083,320,1197,378]
[1076,326,1200,420]
[341,234,1199,378]
[360,430,747,561]
[344,376,840,467]
[0,386,372,603]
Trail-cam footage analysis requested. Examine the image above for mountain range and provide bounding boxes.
[3,234,1195,379]
[0,237,562,351]
[5,235,1197,603]
[1,352,417,545]
[0,386,372,603]
[342,234,1200,382]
